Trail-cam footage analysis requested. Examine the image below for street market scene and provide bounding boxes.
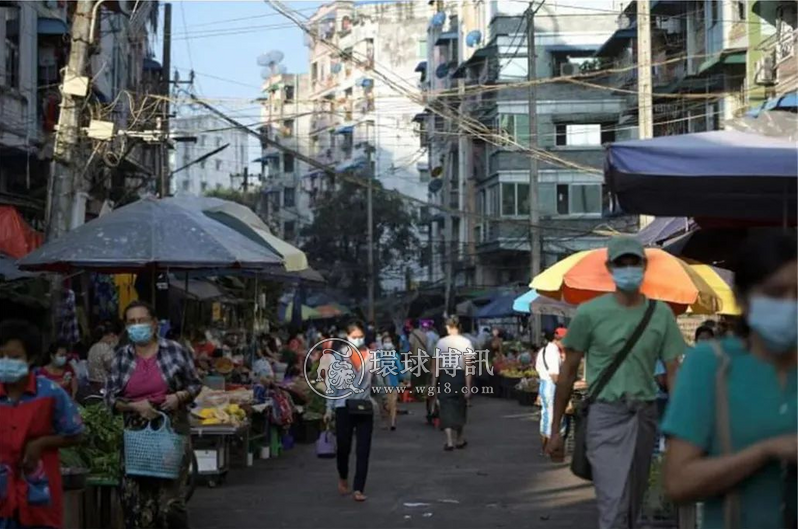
[0,1,796,528]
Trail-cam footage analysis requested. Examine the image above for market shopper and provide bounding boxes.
[87,322,120,392]
[408,320,435,424]
[376,331,401,431]
[106,300,202,529]
[323,321,375,503]
[0,319,84,529]
[694,324,715,343]
[433,316,473,451]
[37,340,78,399]
[662,231,797,529]
[535,327,566,454]
[545,236,686,529]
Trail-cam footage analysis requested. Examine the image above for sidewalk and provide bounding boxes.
[190,397,597,528]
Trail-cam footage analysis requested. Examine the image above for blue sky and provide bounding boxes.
[159,1,323,119]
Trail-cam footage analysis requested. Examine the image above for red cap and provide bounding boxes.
[554,327,567,339]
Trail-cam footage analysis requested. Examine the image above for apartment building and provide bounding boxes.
[416,0,636,289]
[257,72,312,243]
[303,0,434,290]
[0,0,160,228]
[170,114,250,197]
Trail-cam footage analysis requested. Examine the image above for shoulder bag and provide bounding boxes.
[570,299,657,480]
[710,341,741,529]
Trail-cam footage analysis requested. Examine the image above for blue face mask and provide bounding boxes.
[747,296,798,355]
[0,358,30,383]
[612,266,645,292]
[54,356,67,367]
[127,323,154,344]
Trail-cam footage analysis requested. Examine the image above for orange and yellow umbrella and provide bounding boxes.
[530,248,722,315]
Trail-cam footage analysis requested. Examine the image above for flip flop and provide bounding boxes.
[353,491,367,502]
[444,444,454,452]
[456,441,468,449]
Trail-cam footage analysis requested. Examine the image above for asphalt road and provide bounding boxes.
[189,396,597,529]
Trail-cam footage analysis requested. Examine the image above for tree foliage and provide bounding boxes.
[301,179,417,298]
[204,188,258,209]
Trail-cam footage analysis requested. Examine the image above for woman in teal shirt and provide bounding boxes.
[662,231,797,529]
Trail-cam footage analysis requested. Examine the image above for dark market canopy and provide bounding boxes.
[18,197,283,273]
[606,130,798,222]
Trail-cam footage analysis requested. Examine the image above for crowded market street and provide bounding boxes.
[190,398,596,529]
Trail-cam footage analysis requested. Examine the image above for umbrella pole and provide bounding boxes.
[181,272,189,341]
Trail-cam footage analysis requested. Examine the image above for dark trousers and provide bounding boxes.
[335,407,374,493]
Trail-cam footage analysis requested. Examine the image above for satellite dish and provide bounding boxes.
[466,30,482,47]
[435,63,450,79]
[257,50,284,67]
[431,166,443,177]
[428,179,443,193]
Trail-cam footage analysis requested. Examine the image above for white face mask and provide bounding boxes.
[350,337,365,348]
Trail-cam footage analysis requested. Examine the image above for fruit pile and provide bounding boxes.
[193,403,247,426]
[500,368,538,378]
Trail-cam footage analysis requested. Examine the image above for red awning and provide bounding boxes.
[0,206,43,259]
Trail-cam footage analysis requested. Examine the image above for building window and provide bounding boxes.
[198,136,205,147]
[418,39,427,59]
[500,183,531,216]
[283,220,296,240]
[216,137,222,148]
[200,160,206,169]
[4,7,20,89]
[285,85,295,102]
[283,119,294,137]
[283,187,295,207]
[498,114,530,146]
[708,0,719,26]
[555,124,602,146]
[419,168,430,183]
[200,181,208,192]
[181,179,190,192]
[283,153,295,173]
[735,0,746,21]
[539,183,602,216]
[311,62,318,83]
[215,160,222,171]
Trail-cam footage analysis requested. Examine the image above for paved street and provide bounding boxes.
[190,397,597,529]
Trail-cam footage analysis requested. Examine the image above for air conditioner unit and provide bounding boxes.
[755,54,776,86]
[560,62,579,77]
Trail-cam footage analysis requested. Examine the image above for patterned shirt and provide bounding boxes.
[105,337,202,408]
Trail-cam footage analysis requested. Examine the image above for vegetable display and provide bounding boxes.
[60,403,124,482]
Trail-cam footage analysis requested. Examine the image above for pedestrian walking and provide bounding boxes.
[323,321,375,503]
[545,236,686,529]
[407,320,435,424]
[535,327,567,454]
[433,316,473,451]
[0,320,84,529]
[87,322,120,393]
[376,331,401,431]
[106,300,202,529]
[662,231,797,529]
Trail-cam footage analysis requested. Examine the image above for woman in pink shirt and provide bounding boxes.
[105,301,202,529]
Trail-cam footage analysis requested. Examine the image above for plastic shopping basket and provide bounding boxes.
[124,412,187,480]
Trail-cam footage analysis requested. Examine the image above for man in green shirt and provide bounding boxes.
[545,236,686,529]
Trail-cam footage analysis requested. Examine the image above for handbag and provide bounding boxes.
[123,412,187,480]
[346,399,374,416]
[316,430,336,459]
[710,342,741,529]
[570,299,657,481]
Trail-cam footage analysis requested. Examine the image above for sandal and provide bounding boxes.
[456,441,468,449]
[444,444,454,452]
[338,479,351,496]
[353,491,367,502]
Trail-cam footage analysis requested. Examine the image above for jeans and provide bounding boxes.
[335,407,374,493]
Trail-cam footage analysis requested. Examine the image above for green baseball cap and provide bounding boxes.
[607,236,646,262]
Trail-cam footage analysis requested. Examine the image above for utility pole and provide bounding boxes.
[47,0,95,241]
[526,3,541,342]
[366,120,375,324]
[637,0,654,228]
[443,153,453,317]
[159,3,172,198]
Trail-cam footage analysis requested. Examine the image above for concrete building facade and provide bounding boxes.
[416,0,636,290]
[170,113,250,197]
